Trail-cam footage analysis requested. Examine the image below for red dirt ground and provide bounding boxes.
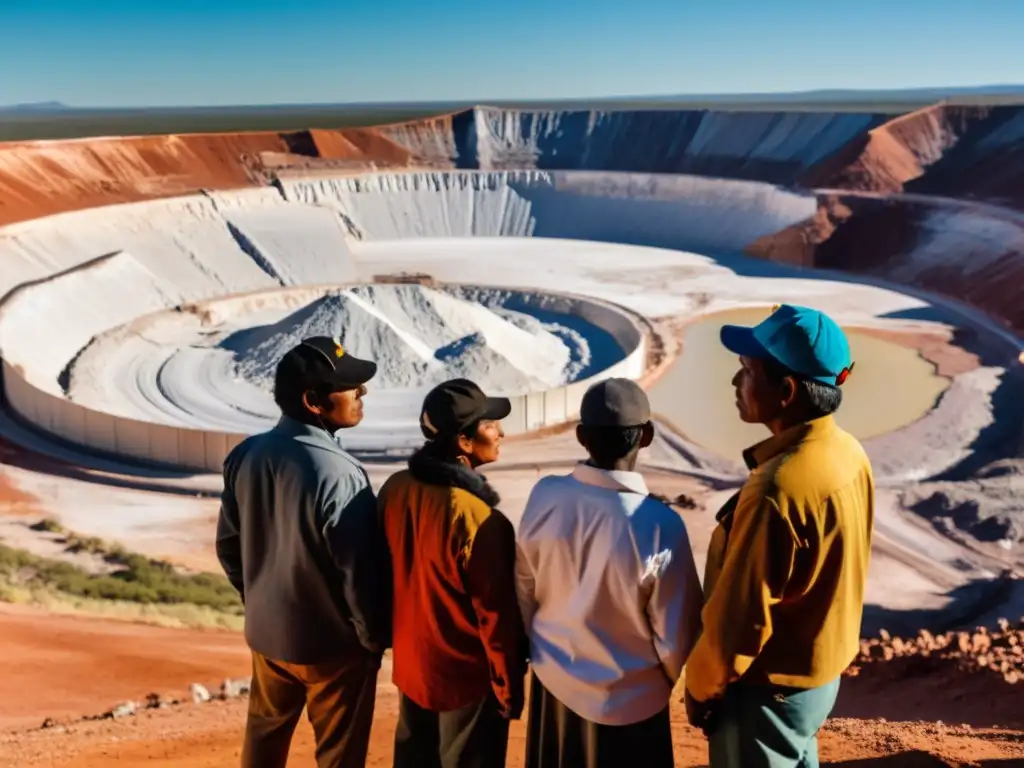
[6,700,1024,767]
[0,607,1021,767]
[0,605,251,732]
[0,472,36,509]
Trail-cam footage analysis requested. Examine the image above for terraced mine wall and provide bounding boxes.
[2,104,1024,466]
[0,107,892,226]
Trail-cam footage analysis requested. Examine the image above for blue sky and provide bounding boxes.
[1,0,1022,107]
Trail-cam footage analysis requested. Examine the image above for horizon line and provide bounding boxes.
[6,82,1024,112]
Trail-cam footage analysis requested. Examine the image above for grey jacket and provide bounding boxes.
[216,415,390,664]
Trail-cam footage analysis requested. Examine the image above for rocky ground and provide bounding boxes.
[5,703,1024,767]
[902,459,1024,552]
[0,606,1019,767]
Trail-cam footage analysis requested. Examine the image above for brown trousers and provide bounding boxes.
[242,649,380,768]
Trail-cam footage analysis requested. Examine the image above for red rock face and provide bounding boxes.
[759,102,1024,334]
[0,125,431,227]
[750,194,1024,335]
[0,133,287,225]
[800,105,992,193]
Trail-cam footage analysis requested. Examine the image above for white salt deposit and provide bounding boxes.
[54,277,630,448]
[278,170,816,248]
[227,283,581,393]
[224,204,357,286]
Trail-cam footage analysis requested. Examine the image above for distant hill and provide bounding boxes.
[5,86,1024,115]
[3,86,1024,143]
[645,85,1024,104]
[0,101,71,114]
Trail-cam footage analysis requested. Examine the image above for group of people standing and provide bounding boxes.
[217,303,875,768]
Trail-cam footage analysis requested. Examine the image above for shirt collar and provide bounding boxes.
[276,415,344,448]
[742,414,837,470]
[571,461,650,496]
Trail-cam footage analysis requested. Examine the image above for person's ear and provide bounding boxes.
[780,376,799,409]
[457,432,475,455]
[640,421,655,448]
[575,424,588,450]
[301,390,322,415]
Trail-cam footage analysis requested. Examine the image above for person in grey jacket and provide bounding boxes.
[216,335,391,768]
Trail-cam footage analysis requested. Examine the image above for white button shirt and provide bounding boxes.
[515,462,703,726]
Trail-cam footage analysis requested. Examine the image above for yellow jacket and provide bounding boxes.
[685,415,874,702]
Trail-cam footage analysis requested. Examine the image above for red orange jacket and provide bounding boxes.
[377,446,527,717]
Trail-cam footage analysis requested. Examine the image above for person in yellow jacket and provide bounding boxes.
[684,304,875,768]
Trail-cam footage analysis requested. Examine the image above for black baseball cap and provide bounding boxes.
[420,379,511,439]
[579,378,651,428]
[276,336,377,392]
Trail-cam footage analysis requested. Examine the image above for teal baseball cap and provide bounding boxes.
[720,304,854,386]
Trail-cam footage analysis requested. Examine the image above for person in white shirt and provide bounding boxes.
[515,377,704,768]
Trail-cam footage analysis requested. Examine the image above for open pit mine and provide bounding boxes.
[0,103,1023,764]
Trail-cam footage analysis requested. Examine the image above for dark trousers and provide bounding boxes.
[393,692,510,768]
[524,672,674,768]
[708,678,841,768]
[241,649,380,768]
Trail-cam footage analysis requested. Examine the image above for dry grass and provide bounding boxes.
[0,583,245,630]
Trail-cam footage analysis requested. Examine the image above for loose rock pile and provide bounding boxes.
[39,677,254,730]
[850,618,1024,684]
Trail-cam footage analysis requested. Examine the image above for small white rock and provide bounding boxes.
[189,683,211,704]
[220,677,253,699]
[109,701,137,719]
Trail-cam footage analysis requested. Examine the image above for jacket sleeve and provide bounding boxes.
[321,472,392,655]
[645,515,704,684]
[465,512,528,719]
[684,484,798,703]
[215,452,245,600]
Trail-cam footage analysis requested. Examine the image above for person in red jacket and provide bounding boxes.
[377,378,527,768]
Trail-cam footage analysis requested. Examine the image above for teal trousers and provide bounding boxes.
[708,678,840,768]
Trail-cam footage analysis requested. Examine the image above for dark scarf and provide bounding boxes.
[407,443,501,508]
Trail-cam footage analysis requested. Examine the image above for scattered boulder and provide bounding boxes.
[107,701,137,719]
[189,683,212,704]
[143,692,176,710]
[220,677,252,700]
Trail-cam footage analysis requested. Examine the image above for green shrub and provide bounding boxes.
[28,517,66,534]
[0,543,242,615]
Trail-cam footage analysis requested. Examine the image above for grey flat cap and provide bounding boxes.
[579,378,651,428]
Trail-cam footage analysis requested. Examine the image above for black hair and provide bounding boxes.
[274,377,310,422]
[420,419,482,459]
[273,361,329,424]
[761,358,843,419]
[578,424,645,467]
